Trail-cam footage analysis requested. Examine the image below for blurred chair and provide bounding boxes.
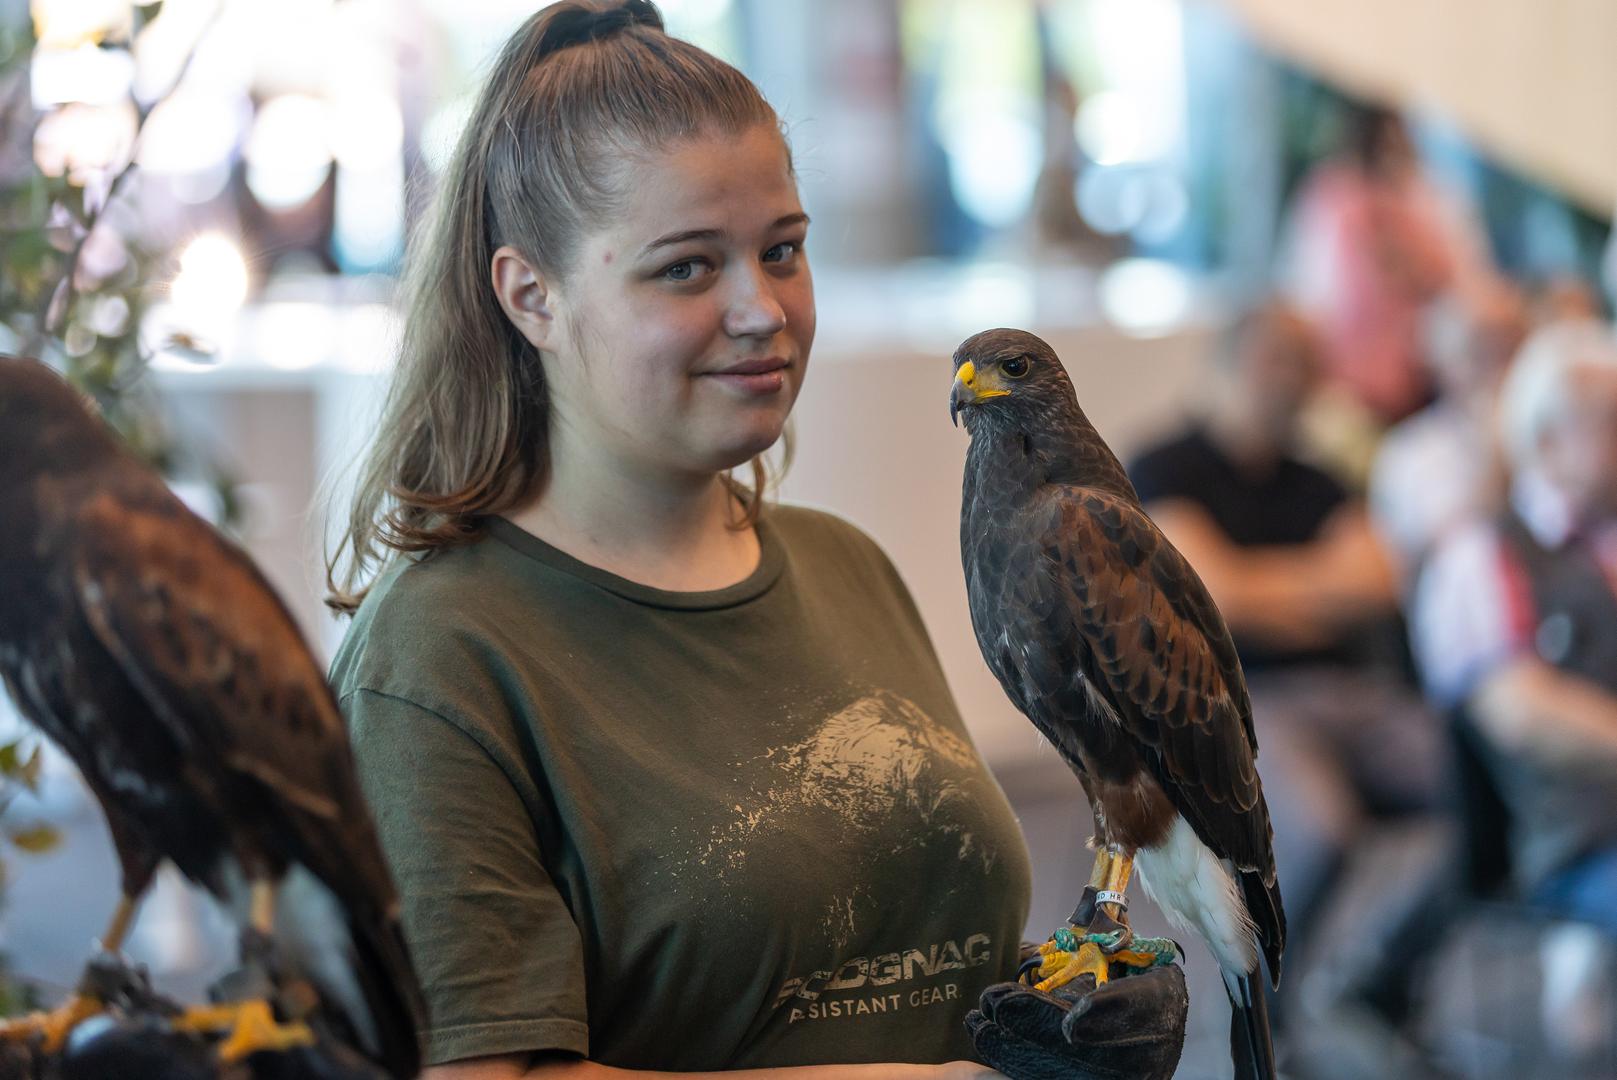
[1280,705,1617,1080]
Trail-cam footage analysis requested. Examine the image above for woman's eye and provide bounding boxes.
[763,241,801,264]
[1001,356,1030,378]
[663,260,699,282]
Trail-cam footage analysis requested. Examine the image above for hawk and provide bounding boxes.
[950,329,1284,1079]
[0,356,424,1076]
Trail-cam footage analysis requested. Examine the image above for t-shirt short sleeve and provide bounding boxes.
[343,688,589,1066]
[1410,523,1534,708]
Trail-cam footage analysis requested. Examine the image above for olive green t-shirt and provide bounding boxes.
[329,507,1033,1070]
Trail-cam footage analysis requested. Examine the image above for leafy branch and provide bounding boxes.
[0,2,239,1010]
[1,1,227,472]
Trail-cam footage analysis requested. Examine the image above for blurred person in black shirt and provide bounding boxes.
[1131,301,1401,670]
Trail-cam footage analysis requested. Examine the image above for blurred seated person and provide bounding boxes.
[1129,300,1435,944]
[1131,301,1400,669]
[1412,319,1617,932]
[1370,282,1528,579]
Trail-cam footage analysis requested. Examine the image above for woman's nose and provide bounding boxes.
[723,266,788,339]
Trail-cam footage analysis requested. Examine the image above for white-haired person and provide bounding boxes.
[1411,318,1617,932]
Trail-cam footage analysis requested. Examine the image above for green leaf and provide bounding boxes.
[0,14,36,72]
[2,228,50,276]
[0,741,44,791]
[56,181,87,226]
[133,3,164,37]
[17,744,42,793]
[7,825,59,854]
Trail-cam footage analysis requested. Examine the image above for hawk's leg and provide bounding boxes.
[173,880,316,1063]
[0,893,142,1051]
[1032,847,1178,992]
[99,892,139,953]
[1065,843,1113,928]
[1091,849,1136,948]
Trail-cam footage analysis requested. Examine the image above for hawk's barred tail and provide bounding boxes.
[1239,864,1286,989]
[1227,970,1277,1080]
[288,775,426,1077]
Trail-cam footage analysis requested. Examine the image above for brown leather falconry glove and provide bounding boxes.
[964,959,1188,1080]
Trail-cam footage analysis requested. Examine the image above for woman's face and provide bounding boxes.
[540,124,814,484]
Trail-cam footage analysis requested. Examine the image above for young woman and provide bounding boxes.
[326,3,1031,1077]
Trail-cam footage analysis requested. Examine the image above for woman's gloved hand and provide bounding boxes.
[964,963,1188,1080]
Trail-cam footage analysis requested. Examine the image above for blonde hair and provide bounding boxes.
[327,0,792,615]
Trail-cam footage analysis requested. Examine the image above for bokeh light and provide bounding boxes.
[170,233,249,331]
[244,94,332,211]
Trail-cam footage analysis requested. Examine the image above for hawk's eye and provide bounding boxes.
[1001,356,1030,379]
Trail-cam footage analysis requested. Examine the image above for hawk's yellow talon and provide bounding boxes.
[0,994,104,1053]
[1034,942,1111,992]
[175,999,314,1063]
[1112,948,1162,968]
[173,1004,239,1033]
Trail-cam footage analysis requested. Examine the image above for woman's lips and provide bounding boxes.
[702,360,789,395]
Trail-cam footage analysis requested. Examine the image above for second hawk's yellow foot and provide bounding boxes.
[174,999,315,1063]
[0,994,104,1052]
[1035,941,1111,991]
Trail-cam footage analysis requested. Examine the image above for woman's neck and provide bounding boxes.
[505,447,761,592]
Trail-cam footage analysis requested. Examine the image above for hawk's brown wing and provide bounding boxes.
[1038,486,1274,880]
[67,482,424,1078]
[71,489,355,828]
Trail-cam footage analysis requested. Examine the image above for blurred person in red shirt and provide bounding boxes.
[1282,104,1492,425]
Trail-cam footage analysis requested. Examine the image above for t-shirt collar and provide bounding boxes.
[483,514,787,611]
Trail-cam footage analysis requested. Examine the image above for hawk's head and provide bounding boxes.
[948,328,1076,433]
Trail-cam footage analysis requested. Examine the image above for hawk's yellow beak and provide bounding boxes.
[950,360,1010,427]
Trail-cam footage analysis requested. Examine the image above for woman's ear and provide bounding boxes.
[491,246,558,349]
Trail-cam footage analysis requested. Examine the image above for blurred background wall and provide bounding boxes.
[1223,0,1617,215]
[1,1,1614,1077]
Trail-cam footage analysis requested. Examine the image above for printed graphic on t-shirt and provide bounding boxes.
[662,688,1007,1029]
[685,691,997,928]
[771,931,997,1026]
